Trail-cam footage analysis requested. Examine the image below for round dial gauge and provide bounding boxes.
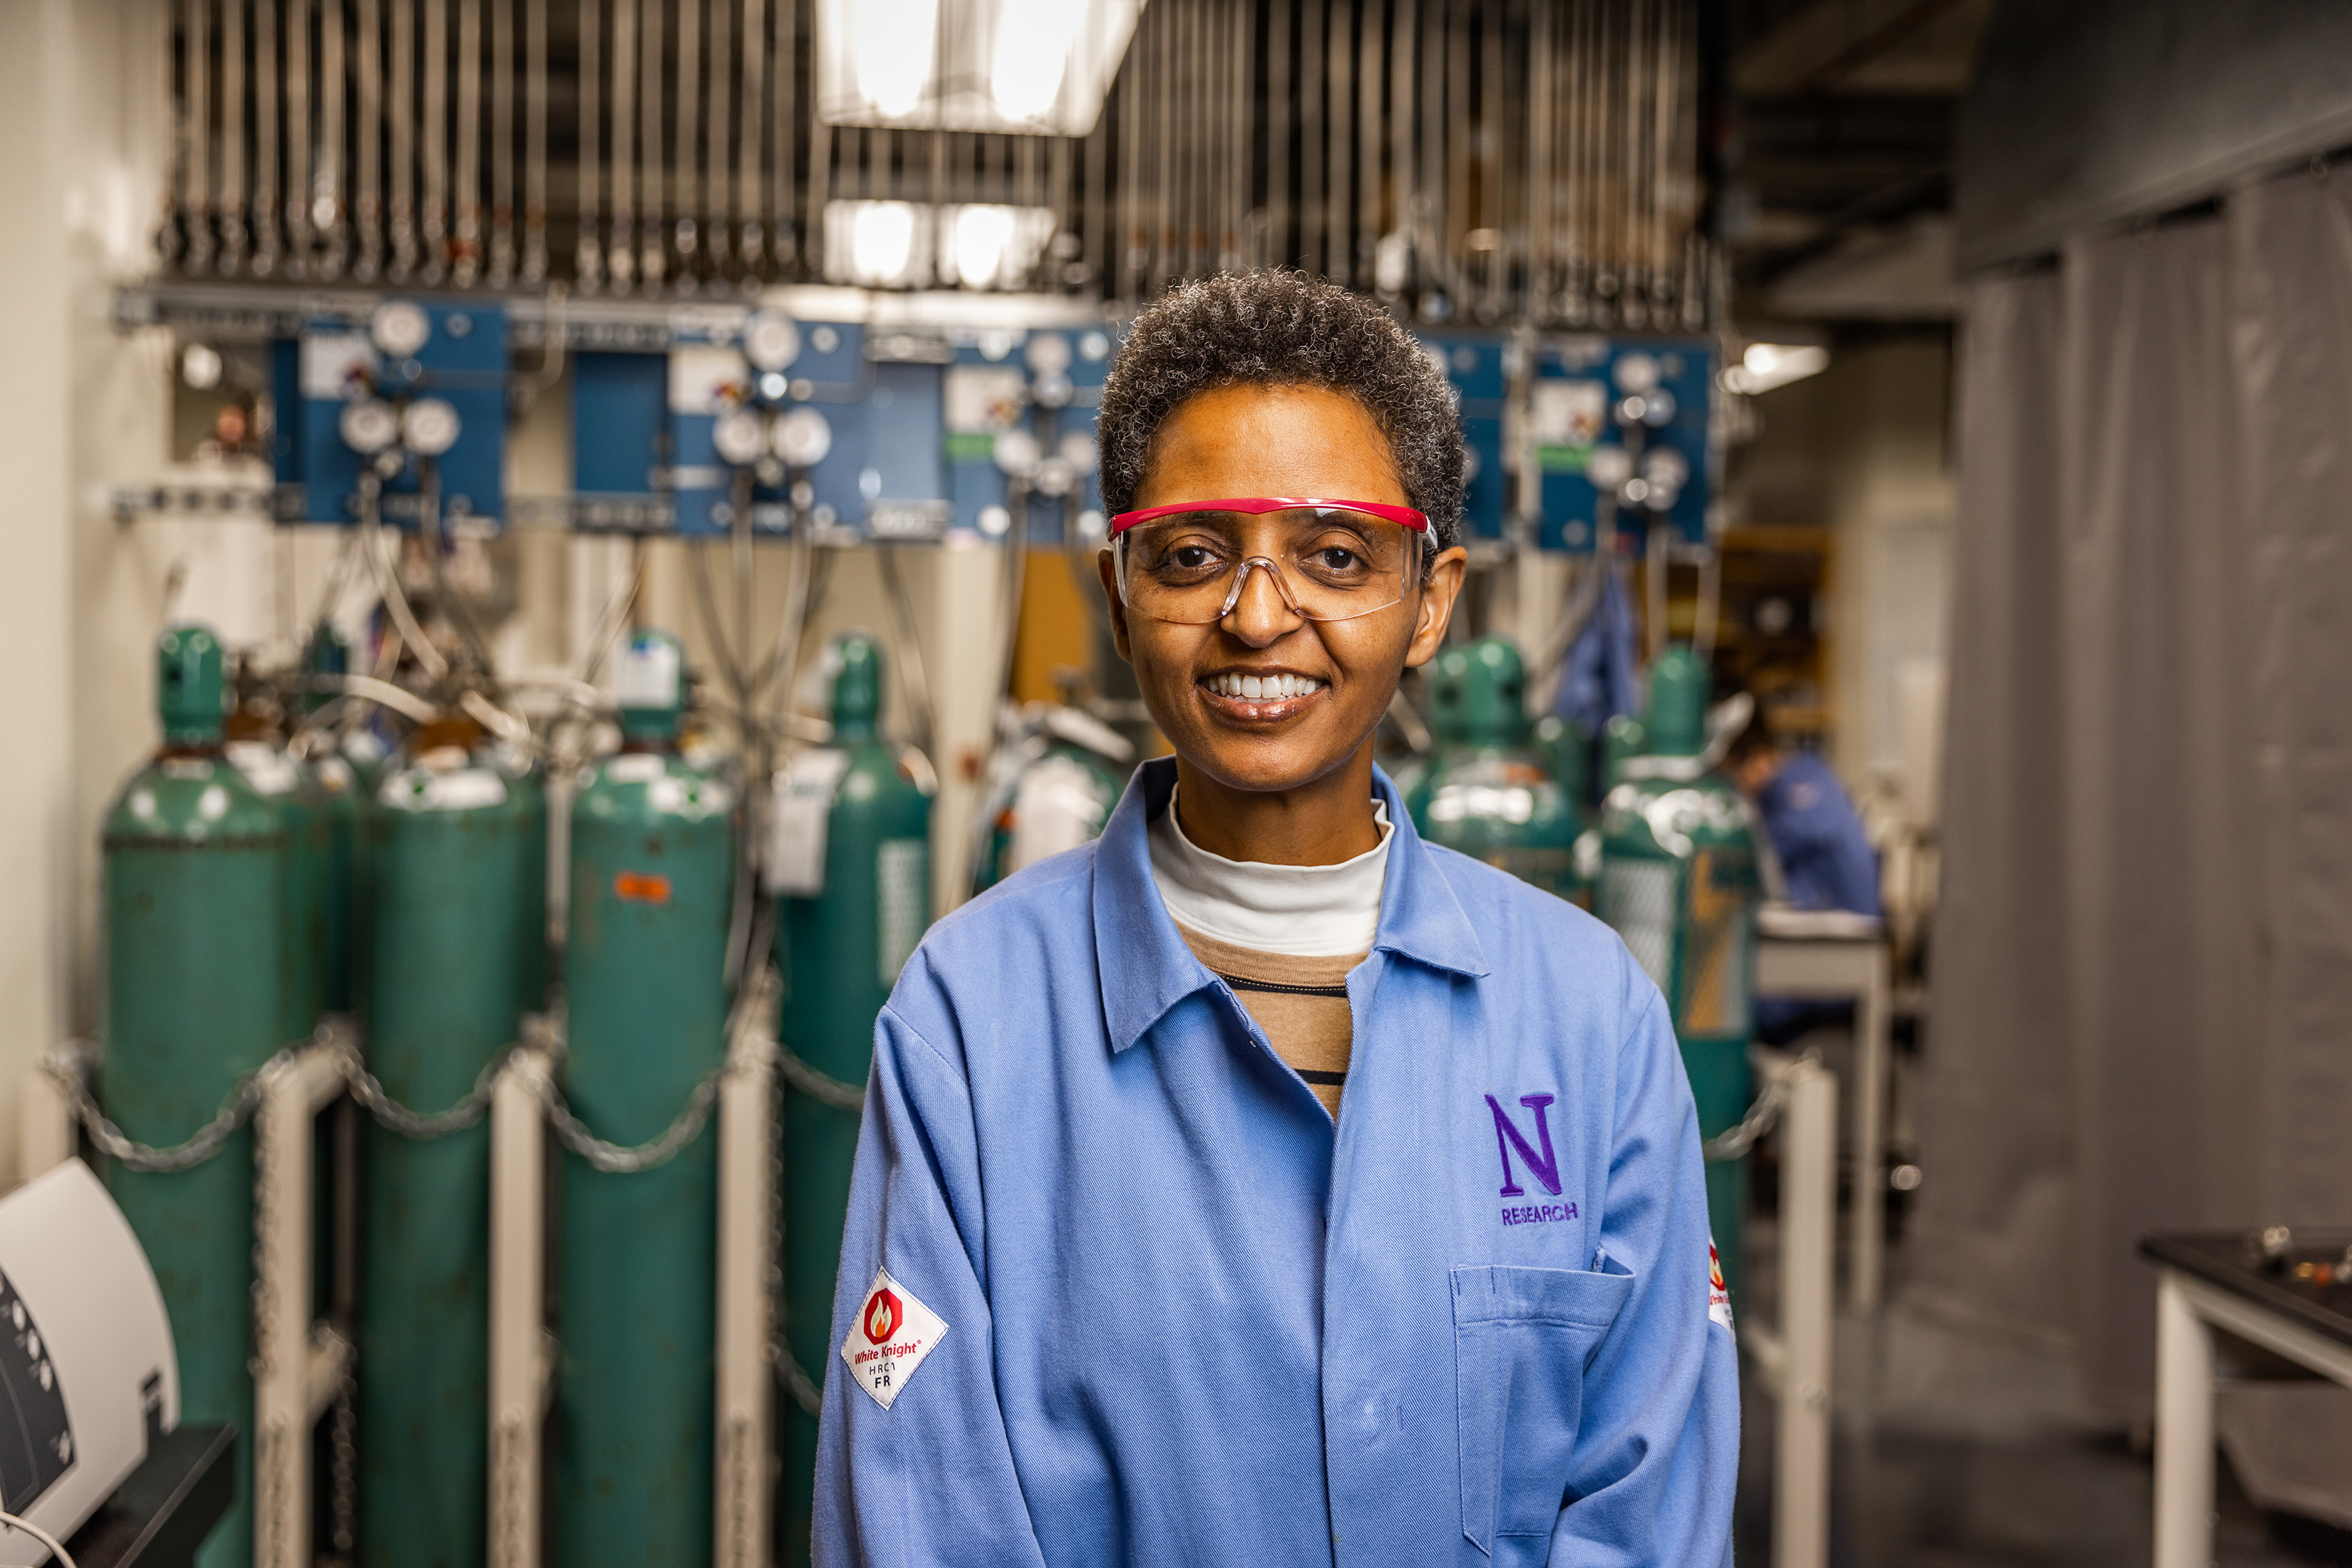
[400,397,462,457]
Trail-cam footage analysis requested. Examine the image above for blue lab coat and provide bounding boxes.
[813,758,1738,1568]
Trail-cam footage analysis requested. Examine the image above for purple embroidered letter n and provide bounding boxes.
[1485,1093,1562,1197]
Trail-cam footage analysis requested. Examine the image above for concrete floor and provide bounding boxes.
[1730,1238,2352,1567]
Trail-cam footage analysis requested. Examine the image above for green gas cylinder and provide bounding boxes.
[556,631,736,1566]
[1602,711,1649,792]
[301,624,366,1011]
[361,715,537,1568]
[772,634,934,1564]
[1411,638,1587,905]
[1596,645,1758,1301]
[100,625,287,1568]
[1397,647,1473,822]
[224,732,326,1040]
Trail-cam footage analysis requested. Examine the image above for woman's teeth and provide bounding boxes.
[1207,672,1326,700]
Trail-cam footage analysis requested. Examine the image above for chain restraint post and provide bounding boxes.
[1726,1046,1837,1568]
[715,986,778,1568]
[254,1027,361,1568]
[489,1038,555,1568]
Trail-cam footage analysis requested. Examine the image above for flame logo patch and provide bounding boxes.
[863,1287,903,1346]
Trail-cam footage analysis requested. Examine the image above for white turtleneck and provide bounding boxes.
[1146,788,1393,957]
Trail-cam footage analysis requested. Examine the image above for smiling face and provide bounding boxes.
[1099,383,1467,810]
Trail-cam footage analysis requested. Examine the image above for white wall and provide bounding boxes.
[0,0,175,1184]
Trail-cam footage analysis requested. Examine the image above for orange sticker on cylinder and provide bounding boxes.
[613,871,671,904]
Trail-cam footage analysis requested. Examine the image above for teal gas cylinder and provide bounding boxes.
[1411,638,1587,905]
[772,634,934,1564]
[557,632,736,1567]
[100,626,287,1568]
[490,738,551,1013]
[301,624,366,1011]
[361,716,537,1568]
[1596,645,1758,1301]
[1398,647,1474,822]
[224,733,325,1039]
[969,707,1129,895]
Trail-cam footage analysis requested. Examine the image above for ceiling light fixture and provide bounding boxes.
[816,0,1146,136]
[1722,342,1830,396]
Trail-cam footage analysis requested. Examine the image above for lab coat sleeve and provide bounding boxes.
[811,1004,1049,1568]
[1549,987,1740,1568]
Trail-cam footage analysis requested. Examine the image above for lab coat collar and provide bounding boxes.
[1093,755,1491,1056]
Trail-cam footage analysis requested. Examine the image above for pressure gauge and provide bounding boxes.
[1031,371,1073,409]
[370,301,432,359]
[1032,456,1078,498]
[338,398,400,455]
[401,397,462,457]
[1058,431,1099,475]
[1611,351,1661,394]
[1585,444,1633,490]
[180,343,223,391]
[743,312,801,373]
[1078,330,1111,362]
[1641,388,1677,427]
[1641,447,1690,494]
[772,406,832,468]
[1025,332,1072,378]
[713,408,768,467]
[992,428,1042,478]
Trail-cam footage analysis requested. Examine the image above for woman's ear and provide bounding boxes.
[1097,548,1135,664]
[1404,545,1468,669]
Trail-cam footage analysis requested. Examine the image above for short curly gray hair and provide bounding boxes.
[1095,272,1467,550]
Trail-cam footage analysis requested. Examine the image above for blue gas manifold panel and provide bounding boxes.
[271,300,509,527]
[943,324,1113,546]
[1415,331,1511,545]
[1531,336,1713,553]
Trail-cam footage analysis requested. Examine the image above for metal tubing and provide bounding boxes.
[456,0,483,284]
[641,0,665,288]
[525,0,548,282]
[578,0,602,289]
[320,0,349,277]
[390,0,417,278]
[611,0,636,289]
[358,0,386,278]
[421,0,448,280]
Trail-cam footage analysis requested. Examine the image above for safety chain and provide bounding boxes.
[538,1061,733,1175]
[42,1026,336,1173]
[780,1348,825,1418]
[344,1031,526,1141]
[251,1048,286,1568]
[1701,1048,1820,1163]
[774,1040,866,1113]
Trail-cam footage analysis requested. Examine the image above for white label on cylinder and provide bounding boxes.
[1004,755,1112,876]
[765,749,852,896]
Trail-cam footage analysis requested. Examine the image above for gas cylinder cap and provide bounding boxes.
[617,630,686,741]
[830,633,885,738]
[1460,636,1528,746]
[1646,644,1710,757]
[157,623,225,746]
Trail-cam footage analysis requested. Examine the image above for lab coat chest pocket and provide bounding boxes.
[1450,1263,1636,1554]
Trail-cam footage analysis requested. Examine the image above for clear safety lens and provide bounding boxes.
[1115,507,1422,625]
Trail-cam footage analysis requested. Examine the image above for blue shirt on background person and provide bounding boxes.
[1752,751,1880,919]
[810,759,1740,1567]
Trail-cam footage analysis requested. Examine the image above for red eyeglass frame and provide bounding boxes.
[1107,496,1431,536]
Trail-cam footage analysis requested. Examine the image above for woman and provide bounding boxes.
[815,274,1735,1567]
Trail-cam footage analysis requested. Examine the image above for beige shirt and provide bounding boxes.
[1174,927,1364,1117]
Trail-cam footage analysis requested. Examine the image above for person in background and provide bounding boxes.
[1729,704,1880,1046]
[1728,707,1880,921]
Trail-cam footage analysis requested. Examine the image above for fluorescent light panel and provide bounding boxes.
[824,200,1059,289]
[816,0,1146,136]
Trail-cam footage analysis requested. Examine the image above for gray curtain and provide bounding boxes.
[1913,167,2352,1523]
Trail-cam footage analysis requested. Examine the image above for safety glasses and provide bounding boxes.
[1108,497,1430,626]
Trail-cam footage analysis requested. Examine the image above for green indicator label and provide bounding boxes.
[1537,444,1597,474]
[944,432,997,463]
